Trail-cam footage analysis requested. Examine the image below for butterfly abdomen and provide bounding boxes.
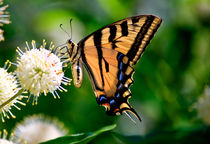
[67,40,84,88]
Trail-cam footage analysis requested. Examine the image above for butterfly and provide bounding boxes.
[65,15,162,122]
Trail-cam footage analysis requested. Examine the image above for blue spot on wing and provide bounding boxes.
[97,95,108,105]
[118,83,123,89]
[100,96,107,102]
[115,93,120,99]
[117,53,124,61]
[118,71,124,81]
[110,99,116,106]
[119,62,123,70]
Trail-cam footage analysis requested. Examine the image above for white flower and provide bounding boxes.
[0,139,14,144]
[13,114,67,144]
[15,40,71,105]
[195,86,210,125]
[0,129,15,144]
[0,61,26,122]
[0,0,11,41]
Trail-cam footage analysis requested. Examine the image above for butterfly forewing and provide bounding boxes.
[78,15,162,119]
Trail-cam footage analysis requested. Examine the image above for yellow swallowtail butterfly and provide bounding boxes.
[65,15,162,122]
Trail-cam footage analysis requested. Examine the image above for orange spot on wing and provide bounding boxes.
[102,103,110,107]
[113,108,119,113]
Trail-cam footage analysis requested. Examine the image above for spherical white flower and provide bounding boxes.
[196,86,210,125]
[15,40,71,104]
[0,0,11,41]
[0,62,26,122]
[13,114,67,144]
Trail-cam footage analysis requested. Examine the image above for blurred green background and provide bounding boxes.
[0,0,210,143]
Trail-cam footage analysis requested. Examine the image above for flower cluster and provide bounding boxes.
[0,40,71,122]
[13,114,67,143]
[0,0,10,41]
[0,129,14,144]
[0,1,72,143]
[1,114,67,144]
[0,61,26,122]
[15,40,71,105]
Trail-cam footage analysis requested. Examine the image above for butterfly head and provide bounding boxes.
[66,39,79,62]
[67,39,73,47]
[59,20,80,62]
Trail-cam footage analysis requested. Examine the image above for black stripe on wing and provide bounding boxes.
[93,30,105,87]
[108,25,117,42]
[127,15,162,65]
[80,42,104,91]
[120,20,128,36]
[127,16,154,61]
[78,15,160,46]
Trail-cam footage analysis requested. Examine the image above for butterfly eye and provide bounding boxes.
[67,39,74,49]
[68,39,72,44]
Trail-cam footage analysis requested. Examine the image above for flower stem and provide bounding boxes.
[0,89,24,110]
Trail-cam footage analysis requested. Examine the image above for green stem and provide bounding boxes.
[0,89,24,110]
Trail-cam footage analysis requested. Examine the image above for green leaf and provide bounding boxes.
[41,124,116,144]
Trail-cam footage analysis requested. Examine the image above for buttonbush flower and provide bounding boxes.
[13,114,67,143]
[0,0,11,41]
[195,86,210,125]
[0,129,15,144]
[15,40,71,105]
[0,61,27,122]
[0,129,25,144]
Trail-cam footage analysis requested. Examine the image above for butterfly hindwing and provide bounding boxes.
[80,46,135,116]
[78,15,162,119]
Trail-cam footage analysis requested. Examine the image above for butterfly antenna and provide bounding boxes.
[70,18,73,39]
[60,24,71,39]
